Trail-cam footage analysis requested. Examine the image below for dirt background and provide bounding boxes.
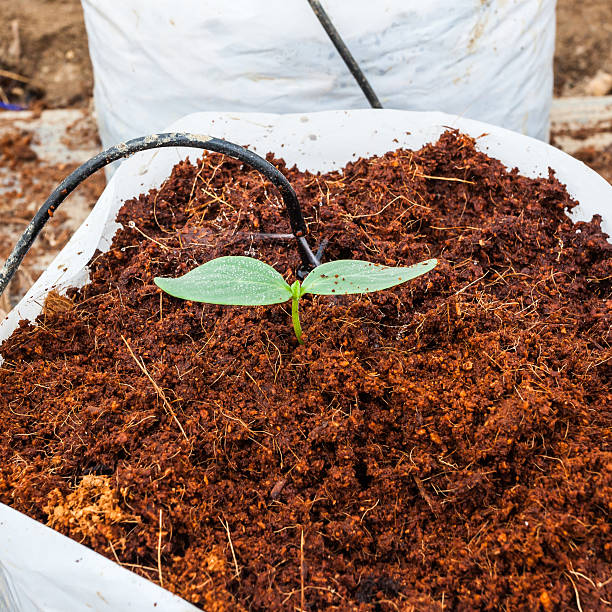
[1,0,612,107]
[0,0,92,108]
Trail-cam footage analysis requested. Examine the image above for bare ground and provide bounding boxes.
[0,0,92,108]
[555,0,612,96]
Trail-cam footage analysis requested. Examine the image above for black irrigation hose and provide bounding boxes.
[0,132,320,298]
[307,0,383,109]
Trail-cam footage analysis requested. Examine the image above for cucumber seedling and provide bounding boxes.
[154,256,437,344]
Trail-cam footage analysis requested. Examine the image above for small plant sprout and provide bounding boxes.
[154,256,437,344]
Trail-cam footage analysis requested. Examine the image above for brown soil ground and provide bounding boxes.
[0,0,93,108]
[571,143,612,185]
[0,0,611,107]
[1,132,610,610]
[555,0,612,96]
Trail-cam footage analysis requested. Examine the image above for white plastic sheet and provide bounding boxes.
[0,505,198,611]
[1,109,610,609]
[81,0,556,150]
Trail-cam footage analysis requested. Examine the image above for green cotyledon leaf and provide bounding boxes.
[301,258,438,296]
[154,256,292,305]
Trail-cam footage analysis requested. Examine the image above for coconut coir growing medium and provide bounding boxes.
[0,132,610,610]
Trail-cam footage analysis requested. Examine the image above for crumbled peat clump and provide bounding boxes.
[0,131,610,610]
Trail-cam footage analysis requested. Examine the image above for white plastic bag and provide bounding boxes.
[1,109,610,609]
[0,503,198,611]
[81,0,556,149]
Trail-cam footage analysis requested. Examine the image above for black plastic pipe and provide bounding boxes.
[0,133,320,297]
[307,0,383,109]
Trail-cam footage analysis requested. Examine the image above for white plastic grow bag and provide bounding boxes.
[82,0,556,149]
[0,109,610,610]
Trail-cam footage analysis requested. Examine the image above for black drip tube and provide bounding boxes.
[306,0,383,109]
[0,132,320,297]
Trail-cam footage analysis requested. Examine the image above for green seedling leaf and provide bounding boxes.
[154,256,291,305]
[155,255,438,345]
[301,258,438,295]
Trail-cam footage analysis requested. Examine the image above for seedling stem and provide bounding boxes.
[290,280,304,344]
